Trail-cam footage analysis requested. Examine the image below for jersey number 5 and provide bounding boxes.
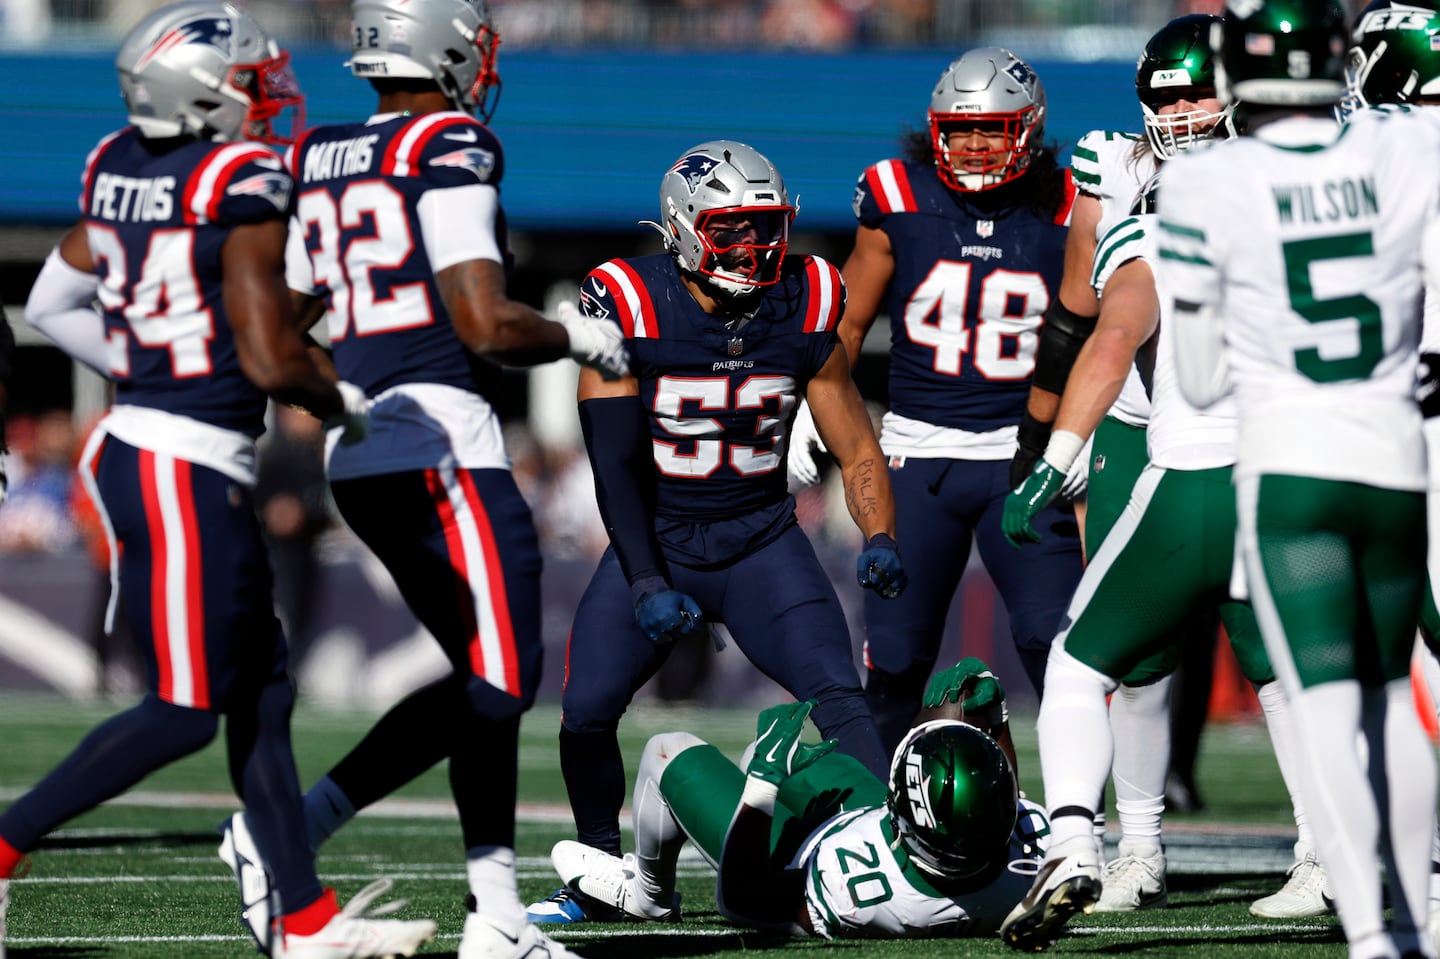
[904,262,1049,380]
[1282,233,1382,383]
[652,375,796,478]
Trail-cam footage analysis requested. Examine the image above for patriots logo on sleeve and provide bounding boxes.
[579,276,613,320]
[226,171,292,211]
[668,152,721,196]
[134,16,233,72]
[429,147,496,183]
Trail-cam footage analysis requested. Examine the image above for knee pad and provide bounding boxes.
[637,732,705,794]
[1045,646,1119,706]
[863,663,931,705]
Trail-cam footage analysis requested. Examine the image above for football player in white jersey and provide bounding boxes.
[1160,2,1440,956]
[997,189,1308,948]
[542,660,1047,941]
[1009,14,1319,921]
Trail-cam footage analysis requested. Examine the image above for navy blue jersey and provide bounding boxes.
[79,128,293,436]
[854,159,1075,431]
[287,111,507,402]
[579,254,843,522]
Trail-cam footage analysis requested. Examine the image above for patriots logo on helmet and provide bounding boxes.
[668,152,722,196]
[226,171,292,212]
[1004,58,1037,88]
[429,147,496,183]
[135,16,234,73]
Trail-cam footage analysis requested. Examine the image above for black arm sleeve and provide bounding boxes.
[1032,298,1099,395]
[578,395,668,591]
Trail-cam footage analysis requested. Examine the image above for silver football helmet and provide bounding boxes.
[349,0,502,120]
[646,140,796,298]
[928,47,1046,192]
[115,0,303,144]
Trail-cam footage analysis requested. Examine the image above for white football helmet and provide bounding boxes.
[928,47,1046,192]
[114,0,303,144]
[646,140,795,299]
[349,0,502,120]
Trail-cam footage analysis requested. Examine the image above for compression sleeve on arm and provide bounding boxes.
[25,248,111,374]
[579,394,668,592]
[1032,299,1099,395]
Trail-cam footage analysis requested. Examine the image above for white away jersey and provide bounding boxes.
[797,800,1048,939]
[1072,130,1157,427]
[1091,214,1237,470]
[1160,111,1440,491]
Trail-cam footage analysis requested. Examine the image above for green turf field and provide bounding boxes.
[0,693,1358,957]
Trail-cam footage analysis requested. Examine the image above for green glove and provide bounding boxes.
[922,656,1005,713]
[1002,459,1066,548]
[746,700,838,786]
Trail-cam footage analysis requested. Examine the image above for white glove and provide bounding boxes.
[557,300,629,380]
[786,400,828,491]
[1060,434,1091,502]
[324,380,369,446]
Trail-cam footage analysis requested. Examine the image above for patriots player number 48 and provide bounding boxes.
[905,263,1048,378]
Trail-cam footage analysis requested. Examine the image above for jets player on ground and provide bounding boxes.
[213,1,625,957]
[996,155,1309,956]
[547,663,1047,939]
[791,48,1083,750]
[13,3,438,957]
[527,140,904,925]
[1013,16,1321,921]
[1161,2,1440,955]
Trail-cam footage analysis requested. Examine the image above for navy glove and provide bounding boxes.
[632,579,702,643]
[1001,460,1066,548]
[857,532,907,599]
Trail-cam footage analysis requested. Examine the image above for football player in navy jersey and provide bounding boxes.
[526,139,905,925]
[13,3,438,958]
[797,48,1083,753]
[210,1,623,957]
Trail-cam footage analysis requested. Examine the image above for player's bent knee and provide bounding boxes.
[1045,645,1120,703]
[466,675,533,721]
[638,731,706,783]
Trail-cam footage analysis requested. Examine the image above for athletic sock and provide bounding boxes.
[302,776,356,852]
[466,846,525,934]
[1110,678,1171,845]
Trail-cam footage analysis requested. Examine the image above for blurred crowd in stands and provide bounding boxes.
[3,0,1227,49]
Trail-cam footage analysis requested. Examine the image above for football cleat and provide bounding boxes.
[278,881,436,959]
[999,837,1102,952]
[458,901,583,959]
[524,886,622,925]
[1094,840,1167,912]
[218,811,277,953]
[1249,841,1332,919]
[549,841,680,922]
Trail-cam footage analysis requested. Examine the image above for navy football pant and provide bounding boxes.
[0,436,322,911]
[328,466,542,849]
[560,524,884,855]
[863,457,1083,755]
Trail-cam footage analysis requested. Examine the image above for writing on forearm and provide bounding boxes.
[845,456,881,521]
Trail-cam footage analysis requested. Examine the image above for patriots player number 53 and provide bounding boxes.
[652,374,796,478]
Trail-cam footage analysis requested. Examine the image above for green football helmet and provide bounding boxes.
[1136,14,1236,158]
[1216,0,1349,107]
[886,720,1018,883]
[1340,1,1440,116]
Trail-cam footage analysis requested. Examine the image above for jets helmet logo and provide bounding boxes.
[135,16,234,72]
[904,752,938,829]
[668,152,723,196]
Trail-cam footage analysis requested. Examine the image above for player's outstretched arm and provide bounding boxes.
[716,702,834,935]
[1003,258,1158,547]
[577,367,701,643]
[1012,192,1103,486]
[918,657,1019,773]
[806,346,906,598]
[436,258,568,366]
[836,225,894,373]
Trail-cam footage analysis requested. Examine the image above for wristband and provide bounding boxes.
[1041,430,1086,474]
[740,775,779,815]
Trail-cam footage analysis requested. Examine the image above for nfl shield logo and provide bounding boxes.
[727,336,744,356]
[977,219,995,238]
